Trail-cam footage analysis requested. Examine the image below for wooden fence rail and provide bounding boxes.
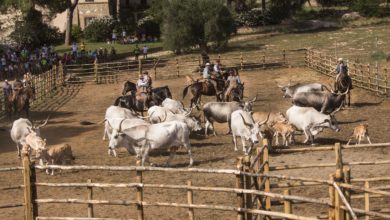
[305,49,390,97]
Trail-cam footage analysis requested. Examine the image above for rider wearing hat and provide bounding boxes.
[203,63,217,92]
[334,58,348,75]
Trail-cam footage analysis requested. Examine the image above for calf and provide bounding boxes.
[252,111,287,127]
[36,144,75,175]
[346,124,372,145]
[271,122,296,147]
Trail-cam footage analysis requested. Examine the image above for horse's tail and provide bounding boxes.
[113,96,122,106]
[182,85,191,100]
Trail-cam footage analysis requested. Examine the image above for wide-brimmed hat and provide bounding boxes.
[205,63,210,66]
[338,58,343,62]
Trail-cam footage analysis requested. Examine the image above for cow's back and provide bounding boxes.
[105,105,137,119]
[147,121,190,149]
[203,102,241,123]
[11,118,32,144]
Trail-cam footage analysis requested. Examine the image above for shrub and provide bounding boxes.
[84,16,117,42]
[235,8,264,27]
[71,25,83,41]
[137,15,161,38]
[351,0,390,17]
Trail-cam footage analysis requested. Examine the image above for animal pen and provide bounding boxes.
[1,48,390,118]
[0,48,390,219]
[0,140,389,219]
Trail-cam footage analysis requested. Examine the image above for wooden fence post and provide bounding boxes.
[187,180,194,220]
[343,167,351,220]
[87,179,94,217]
[364,181,370,220]
[367,64,371,89]
[136,170,144,220]
[176,58,180,77]
[262,52,266,69]
[385,69,388,97]
[240,52,244,71]
[283,49,286,64]
[243,155,252,220]
[334,142,345,220]
[329,174,336,220]
[22,150,37,220]
[236,157,244,220]
[138,59,142,76]
[263,139,271,211]
[284,189,292,216]
[94,58,99,84]
[153,58,157,80]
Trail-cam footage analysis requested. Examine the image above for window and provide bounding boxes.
[85,17,95,27]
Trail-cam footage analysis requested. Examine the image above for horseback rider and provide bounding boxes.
[334,58,348,75]
[224,70,241,101]
[203,63,218,92]
[213,59,223,78]
[136,71,152,110]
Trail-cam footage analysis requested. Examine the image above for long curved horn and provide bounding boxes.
[331,102,343,115]
[118,119,126,132]
[341,87,349,95]
[239,113,252,127]
[35,115,50,129]
[322,84,332,93]
[184,107,193,117]
[277,84,284,88]
[257,112,270,126]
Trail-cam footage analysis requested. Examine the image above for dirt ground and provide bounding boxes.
[0,67,389,219]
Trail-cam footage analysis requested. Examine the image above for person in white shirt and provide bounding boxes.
[202,63,217,92]
[143,46,148,59]
[213,59,222,76]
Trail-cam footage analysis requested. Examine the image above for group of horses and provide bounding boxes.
[183,68,245,109]
[114,81,172,115]
[4,82,35,119]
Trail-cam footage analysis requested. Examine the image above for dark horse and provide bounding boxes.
[6,85,35,118]
[182,79,225,109]
[225,83,245,102]
[334,68,353,107]
[114,93,147,115]
[121,81,172,105]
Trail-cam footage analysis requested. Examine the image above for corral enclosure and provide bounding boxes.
[0,49,389,219]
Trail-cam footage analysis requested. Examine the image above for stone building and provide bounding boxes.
[51,0,149,31]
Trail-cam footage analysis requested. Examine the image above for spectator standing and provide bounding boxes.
[112,31,117,44]
[80,42,86,53]
[133,44,141,61]
[122,30,127,44]
[143,45,148,59]
[71,42,78,57]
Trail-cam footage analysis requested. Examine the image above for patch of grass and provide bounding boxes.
[55,41,163,56]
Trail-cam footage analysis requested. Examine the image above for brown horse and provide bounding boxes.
[182,78,225,109]
[6,85,35,118]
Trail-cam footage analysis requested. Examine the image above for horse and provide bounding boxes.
[182,78,225,109]
[334,69,353,107]
[121,80,172,106]
[113,93,148,116]
[122,80,137,95]
[7,85,35,118]
[224,83,244,102]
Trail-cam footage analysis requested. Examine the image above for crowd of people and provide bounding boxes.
[0,45,60,81]
[62,42,117,65]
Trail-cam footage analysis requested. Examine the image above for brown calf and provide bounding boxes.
[36,143,75,175]
[252,111,287,127]
[271,122,296,147]
[346,124,372,145]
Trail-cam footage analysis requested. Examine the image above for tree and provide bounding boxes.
[154,0,235,54]
[64,0,79,45]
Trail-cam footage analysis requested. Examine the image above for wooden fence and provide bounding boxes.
[305,49,390,97]
[1,141,389,220]
[62,49,306,84]
[0,63,65,119]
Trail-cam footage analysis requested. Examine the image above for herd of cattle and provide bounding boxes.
[5,73,374,174]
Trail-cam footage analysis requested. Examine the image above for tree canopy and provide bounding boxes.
[150,0,236,53]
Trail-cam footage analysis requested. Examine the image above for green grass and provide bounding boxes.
[55,41,163,56]
[229,24,390,65]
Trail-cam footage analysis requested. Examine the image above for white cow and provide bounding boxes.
[230,110,268,154]
[103,105,139,141]
[107,118,150,157]
[109,121,193,167]
[286,106,340,145]
[10,118,48,159]
[147,106,201,131]
[280,83,330,98]
[161,98,190,114]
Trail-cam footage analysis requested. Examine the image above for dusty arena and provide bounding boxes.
[0,67,389,219]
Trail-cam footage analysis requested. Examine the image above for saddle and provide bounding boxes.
[136,87,151,102]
